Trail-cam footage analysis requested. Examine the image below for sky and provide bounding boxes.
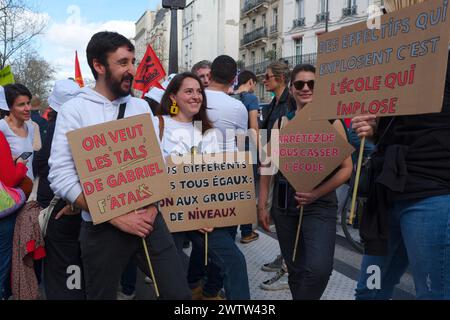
[33,0,161,82]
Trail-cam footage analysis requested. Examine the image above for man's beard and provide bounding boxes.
[105,67,134,98]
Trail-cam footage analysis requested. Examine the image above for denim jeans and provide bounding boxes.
[240,224,253,237]
[0,213,17,300]
[174,227,250,300]
[241,165,259,238]
[355,194,450,300]
[187,242,224,296]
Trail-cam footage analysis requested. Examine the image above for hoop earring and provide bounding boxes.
[170,100,179,115]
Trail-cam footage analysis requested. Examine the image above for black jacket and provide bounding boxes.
[260,87,295,140]
[33,120,56,209]
[361,51,450,255]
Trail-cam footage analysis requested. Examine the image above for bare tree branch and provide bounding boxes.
[12,48,56,104]
[0,0,48,68]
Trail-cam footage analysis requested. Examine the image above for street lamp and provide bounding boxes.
[162,0,186,74]
[325,0,329,32]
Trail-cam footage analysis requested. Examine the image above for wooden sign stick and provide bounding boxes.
[142,238,160,297]
[292,206,305,262]
[349,137,366,225]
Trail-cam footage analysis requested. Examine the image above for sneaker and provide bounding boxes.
[240,231,259,244]
[260,269,289,291]
[117,291,135,300]
[191,285,203,300]
[202,290,226,301]
[144,276,153,284]
[261,254,283,272]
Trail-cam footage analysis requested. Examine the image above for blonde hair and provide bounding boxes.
[267,61,290,86]
[384,0,429,12]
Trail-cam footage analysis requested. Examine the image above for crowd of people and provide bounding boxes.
[0,0,449,301]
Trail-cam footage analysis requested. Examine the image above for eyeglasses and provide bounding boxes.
[264,74,276,81]
[293,80,315,90]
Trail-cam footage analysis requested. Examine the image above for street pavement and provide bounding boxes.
[132,223,416,300]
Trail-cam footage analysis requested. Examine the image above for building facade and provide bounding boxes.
[283,0,384,61]
[239,0,284,100]
[135,10,155,63]
[239,0,384,101]
[181,0,240,72]
[143,6,182,74]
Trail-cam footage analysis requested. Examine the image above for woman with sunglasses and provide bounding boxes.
[258,64,353,300]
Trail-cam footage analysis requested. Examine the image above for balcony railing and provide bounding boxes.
[241,27,268,46]
[342,5,357,17]
[316,11,329,23]
[293,17,306,28]
[244,60,272,76]
[270,24,278,33]
[243,52,317,76]
[282,53,317,69]
[242,0,269,15]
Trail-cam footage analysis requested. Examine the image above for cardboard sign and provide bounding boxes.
[133,45,166,94]
[275,106,355,192]
[160,152,257,233]
[67,114,170,224]
[310,0,450,120]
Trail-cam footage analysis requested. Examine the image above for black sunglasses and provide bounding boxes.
[293,80,315,90]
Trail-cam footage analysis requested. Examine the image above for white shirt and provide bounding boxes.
[0,119,35,179]
[205,90,248,152]
[157,116,220,158]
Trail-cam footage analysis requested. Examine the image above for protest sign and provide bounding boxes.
[276,106,355,192]
[160,152,257,233]
[310,0,450,120]
[67,114,170,225]
[133,45,166,94]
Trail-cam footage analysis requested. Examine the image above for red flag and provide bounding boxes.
[75,51,85,88]
[133,45,166,94]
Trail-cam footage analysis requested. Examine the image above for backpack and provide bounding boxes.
[0,180,26,219]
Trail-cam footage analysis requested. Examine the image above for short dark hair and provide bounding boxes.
[159,72,213,134]
[191,60,211,74]
[237,70,257,88]
[290,64,316,85]
[4,84,32,109]
[86,31,135,80]
[211,55,237,85]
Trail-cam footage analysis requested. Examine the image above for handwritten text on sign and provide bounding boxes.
[67,114,170,225]
[160,153,257,233]
[276,107,355,192]
[310,0,450,119]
